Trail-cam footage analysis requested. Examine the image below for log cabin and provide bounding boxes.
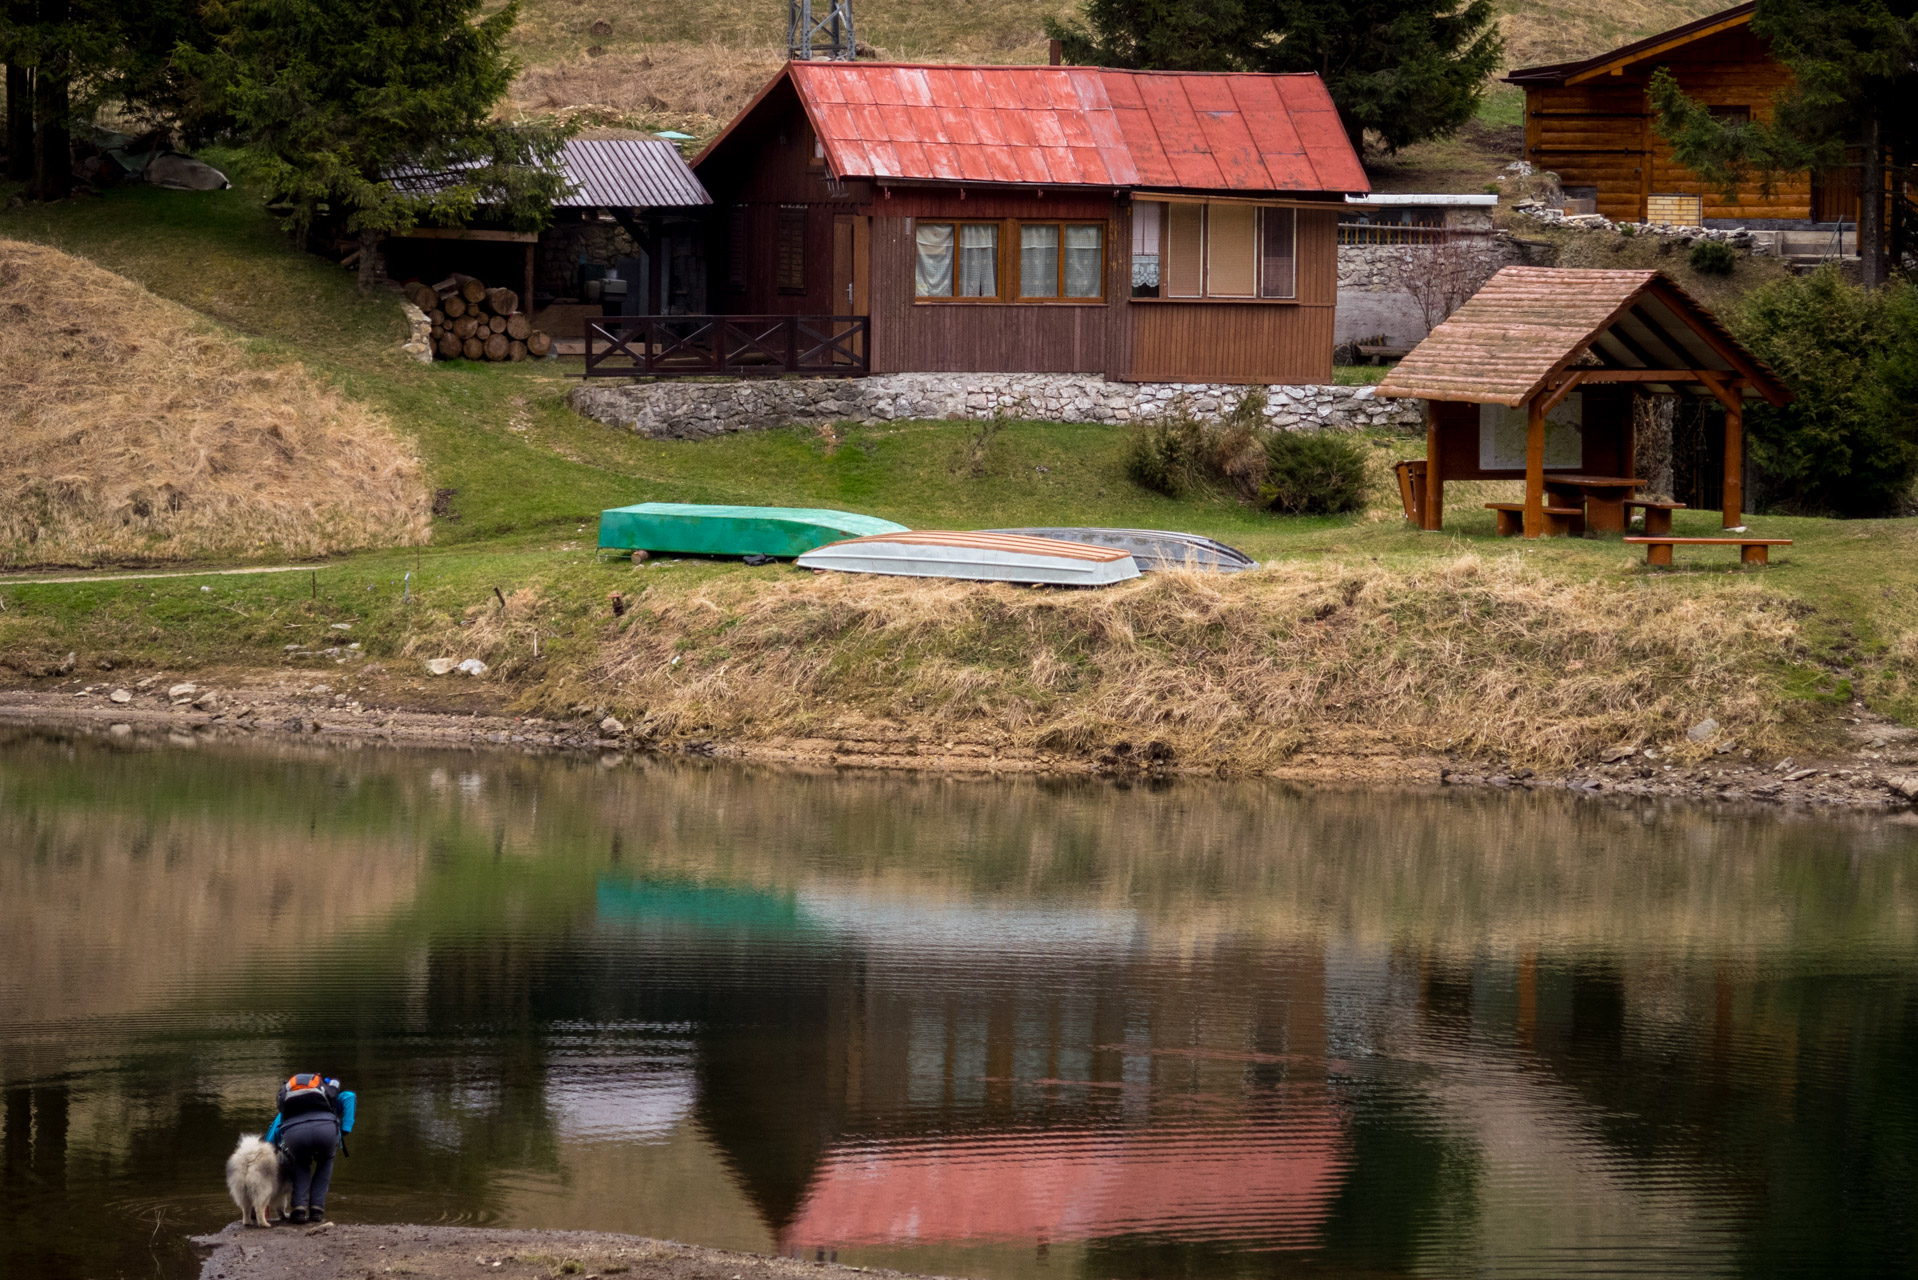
[1506,2,1858,227]
[690,62,1368,383]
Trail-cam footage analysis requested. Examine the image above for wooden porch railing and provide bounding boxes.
[582,315,870,378]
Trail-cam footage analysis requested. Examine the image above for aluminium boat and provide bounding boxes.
[597,503,908,558]
[985,528,1256,572]
[796,531,1141,586]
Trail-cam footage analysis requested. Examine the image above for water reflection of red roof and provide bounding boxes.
[785,1109,1348,1250]
[708,63,1368,195]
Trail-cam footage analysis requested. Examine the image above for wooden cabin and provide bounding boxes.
[690,62,1368,383]
[1506,2,1857,227]
[1376,267,1791,537]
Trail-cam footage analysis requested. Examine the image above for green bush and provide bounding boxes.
[1732,267,1918,517]
[1123,413,1210,497]
[1688,240,1737,275]
[1260,430,1371,515]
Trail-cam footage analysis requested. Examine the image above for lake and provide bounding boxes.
[2,727,1915,1279]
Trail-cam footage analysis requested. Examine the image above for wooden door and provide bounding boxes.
[831,214,868,365]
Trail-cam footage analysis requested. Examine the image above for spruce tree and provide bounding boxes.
[1048,0,1502,154]
[200,0,570,289]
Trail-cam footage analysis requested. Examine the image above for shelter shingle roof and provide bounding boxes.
[704,63,1367,194]
[1375,267,1789,407]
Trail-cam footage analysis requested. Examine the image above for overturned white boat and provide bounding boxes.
[796,531,1140,586]
[986,528,1256,572]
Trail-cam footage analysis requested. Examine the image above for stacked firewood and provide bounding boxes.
[406,275,553,362]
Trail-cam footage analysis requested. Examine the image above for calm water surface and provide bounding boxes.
[3,728,1916,1280]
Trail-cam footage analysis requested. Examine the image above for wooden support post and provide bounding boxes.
[1423,404,1444,531]
[1722,396,1743,528]
[523,243,535,319]
[1523,396,1546,538]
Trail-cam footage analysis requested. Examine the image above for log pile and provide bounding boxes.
[406,275,553,362]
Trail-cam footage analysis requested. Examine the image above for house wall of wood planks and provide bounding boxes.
[1520,25,1814,224]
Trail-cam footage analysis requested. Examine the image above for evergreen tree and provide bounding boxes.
[1048,0,1502,154]
[1650,0,1918,287]
[197,0,570,289]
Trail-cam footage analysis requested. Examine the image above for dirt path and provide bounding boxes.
[192,1223,938,1280]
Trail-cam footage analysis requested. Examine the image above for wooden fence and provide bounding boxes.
[582,315,870,377]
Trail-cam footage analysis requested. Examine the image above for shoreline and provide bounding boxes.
[192,1223,934,1280]
[5,675,1916,813]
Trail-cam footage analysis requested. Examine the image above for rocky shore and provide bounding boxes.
[4,669,1917,814]
[193,1223,929,1280]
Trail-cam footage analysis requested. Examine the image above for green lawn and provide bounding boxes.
[3,167,1916,756]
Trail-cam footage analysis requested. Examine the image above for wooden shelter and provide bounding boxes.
[1505,2,1863,227]
[1375,267,1791,536]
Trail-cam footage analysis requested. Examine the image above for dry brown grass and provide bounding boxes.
[445,554,1804,772]
[501,0,1720,141]
[0,240,430,567]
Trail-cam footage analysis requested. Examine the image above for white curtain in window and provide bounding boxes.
[1063,225,1102,297]
[1020,225,1059,297]
[959,223,998,297]
[915,223,954,297]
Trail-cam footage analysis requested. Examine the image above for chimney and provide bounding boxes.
[1049,39,1063,66]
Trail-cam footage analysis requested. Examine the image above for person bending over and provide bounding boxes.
[263,1072,353,1223]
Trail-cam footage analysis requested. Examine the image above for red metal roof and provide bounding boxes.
[709,62,1367,194]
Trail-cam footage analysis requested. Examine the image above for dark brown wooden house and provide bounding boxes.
[1506,2,1861,227]
[689,62,1368,383]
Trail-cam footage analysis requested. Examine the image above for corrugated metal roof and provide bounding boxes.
[558,139,709,208]
[1375,267,1790,407]
[384,139,708,209]
[725,63,1365,194]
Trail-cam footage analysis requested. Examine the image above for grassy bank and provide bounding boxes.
[1,167,1914,775]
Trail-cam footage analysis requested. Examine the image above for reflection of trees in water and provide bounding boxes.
[4,735,1918,1277]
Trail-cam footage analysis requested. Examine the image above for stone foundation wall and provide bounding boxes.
[569,373,1422,441]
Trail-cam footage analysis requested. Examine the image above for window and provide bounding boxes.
[1018,222,1104,299]
[1131,202,1162,297]
[727,206,750,293]
[1708,104,1752,122]
[914,221,1000,298]
[776,205,807,294]
[1144,200,1299,301]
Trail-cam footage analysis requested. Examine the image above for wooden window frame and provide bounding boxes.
[1130,198,1311,306]
[1014,220,1107,303]
[914,218,1109,306]
[913,219,1006,302]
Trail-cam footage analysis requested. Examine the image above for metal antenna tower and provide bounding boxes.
[788,0,857,60]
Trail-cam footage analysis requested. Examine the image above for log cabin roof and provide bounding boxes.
[698,62,1368,195]
[1505,3,1755,87]
[386,139,709,210]
[1375,267,1791,407]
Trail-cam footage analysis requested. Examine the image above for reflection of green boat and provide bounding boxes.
[598,503,909,558]
[595,877,819,935]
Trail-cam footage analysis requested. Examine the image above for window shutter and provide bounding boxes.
[776,206,808,293]
[1164,203,1203,298]
[1205,203,1256,298]
[1260,208,1296,299]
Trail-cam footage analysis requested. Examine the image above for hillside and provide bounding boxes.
[0,239,429,567]
[503,0,1727,145]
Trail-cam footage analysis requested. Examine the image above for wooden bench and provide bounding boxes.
[1486,501,1583,537]
[1356,343,1411,365]
[1394,459,1427,523]
[1625,536,1792,566]
[1623,498,1687,536]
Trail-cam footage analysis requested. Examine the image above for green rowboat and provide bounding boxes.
[597,503,909,558]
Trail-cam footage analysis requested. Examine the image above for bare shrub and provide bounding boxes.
[1384,231,1505,335]
[0,239,429,566]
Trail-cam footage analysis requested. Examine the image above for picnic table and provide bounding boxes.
[1543,474,1643,535]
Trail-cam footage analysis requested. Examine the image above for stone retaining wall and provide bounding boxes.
[568,373,1423,440]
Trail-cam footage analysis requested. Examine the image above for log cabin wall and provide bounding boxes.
[695,86,870,316]
[1521,26,1805,224]
[865,191,1128,376]
[1125,206,1339,384]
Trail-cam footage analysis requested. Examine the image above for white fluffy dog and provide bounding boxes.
[225,1135,291,1227]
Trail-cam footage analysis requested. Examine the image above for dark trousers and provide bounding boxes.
[282,1119,338,1210]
